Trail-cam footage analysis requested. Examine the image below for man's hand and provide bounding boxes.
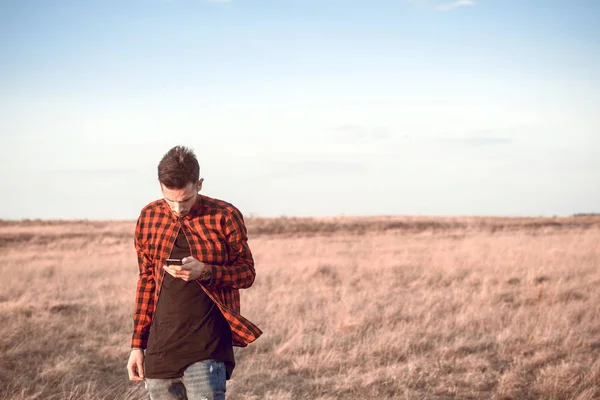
[163,257,205,282]
[127,349,145,381]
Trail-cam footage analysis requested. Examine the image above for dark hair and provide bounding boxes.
[157,146,200,189]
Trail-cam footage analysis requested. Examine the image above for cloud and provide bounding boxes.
[437,136,513,146]
[266,159,367,178]
[333,125,392,143]
[434,129,513,146]
[48,168,138,176]
[443,137,512,145]
[436,0,477,11]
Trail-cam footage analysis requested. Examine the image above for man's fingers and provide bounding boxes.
[176,271,191,279]
[136,359,145,380]
[127,363,133,380]
[127,349,145,381]
[163,266,183,275]
[127,362,140,381]
[127,362,144,381]
[164,265,191,280]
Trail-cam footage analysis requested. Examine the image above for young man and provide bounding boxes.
[127,146,261,400]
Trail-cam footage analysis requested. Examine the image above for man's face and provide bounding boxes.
[161,180,203,217]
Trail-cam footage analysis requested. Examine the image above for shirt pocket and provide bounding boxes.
[147,237,168,261]
[188,229,229,265]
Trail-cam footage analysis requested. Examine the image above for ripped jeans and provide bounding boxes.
[145,360,226,400]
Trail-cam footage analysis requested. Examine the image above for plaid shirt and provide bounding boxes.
[132,194,262,349]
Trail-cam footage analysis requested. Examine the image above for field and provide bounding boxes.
[0,216,599,399]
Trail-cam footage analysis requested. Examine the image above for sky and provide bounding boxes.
[1,0,599,219]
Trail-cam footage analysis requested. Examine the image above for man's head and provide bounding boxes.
[158,146,204,217]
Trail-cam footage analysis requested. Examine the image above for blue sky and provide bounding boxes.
[1,0,599,219]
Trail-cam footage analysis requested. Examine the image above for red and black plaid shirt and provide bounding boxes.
[132,194,262,349]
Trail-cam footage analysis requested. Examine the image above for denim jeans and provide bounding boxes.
[145,360,226,400]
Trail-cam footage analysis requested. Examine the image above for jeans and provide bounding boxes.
[145,360,226,400]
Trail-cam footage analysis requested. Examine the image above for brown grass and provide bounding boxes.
[1,216,599,399]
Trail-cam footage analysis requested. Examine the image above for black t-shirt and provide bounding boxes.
[144,227,235,380]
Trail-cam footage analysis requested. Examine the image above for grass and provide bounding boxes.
[0,216,599,399]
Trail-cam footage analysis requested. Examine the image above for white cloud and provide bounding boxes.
[436,0,476,11]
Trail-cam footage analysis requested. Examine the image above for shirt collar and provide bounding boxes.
[159,195,203,222]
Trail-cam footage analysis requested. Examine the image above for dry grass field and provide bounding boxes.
[0,216,599,399]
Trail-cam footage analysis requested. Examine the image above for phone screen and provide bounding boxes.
[165,258,183,266]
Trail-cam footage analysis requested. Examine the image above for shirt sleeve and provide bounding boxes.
[206,207,256,289]
[131,213,156,349]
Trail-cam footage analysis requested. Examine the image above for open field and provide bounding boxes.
[1,216,599,399]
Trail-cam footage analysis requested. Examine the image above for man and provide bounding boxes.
[127,146,261,400]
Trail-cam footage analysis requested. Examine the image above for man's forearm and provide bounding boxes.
[131,270,155,349]
[203,260,255,289]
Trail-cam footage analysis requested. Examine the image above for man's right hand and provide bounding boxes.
[127,349,145,381]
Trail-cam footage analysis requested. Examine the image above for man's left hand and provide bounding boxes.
[163,257,205,281]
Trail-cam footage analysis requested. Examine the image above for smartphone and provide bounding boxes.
[165,258,183,266]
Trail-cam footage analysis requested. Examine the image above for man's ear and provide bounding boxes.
[197,179,204,192]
